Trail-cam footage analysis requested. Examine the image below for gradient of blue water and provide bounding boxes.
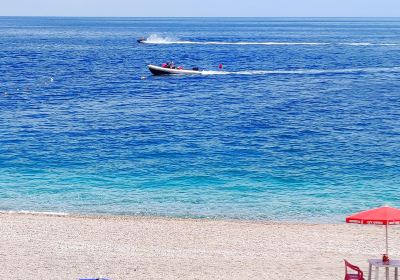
[1,17,400,222]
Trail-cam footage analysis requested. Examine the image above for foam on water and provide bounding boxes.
[2,210,70,216]
[142,34,178,44]
[143,35,330,46]
[143,34,400,47]
[201,66,400,76]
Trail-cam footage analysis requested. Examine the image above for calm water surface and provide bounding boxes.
[1,17,400,222]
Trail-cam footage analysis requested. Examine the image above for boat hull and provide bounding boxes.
[148,65,202,75]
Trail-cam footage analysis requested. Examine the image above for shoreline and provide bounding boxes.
[0,210,325,226]
[0,210,342,225]
[2,212,399,279]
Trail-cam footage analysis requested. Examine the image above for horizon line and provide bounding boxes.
[1,16,400,18]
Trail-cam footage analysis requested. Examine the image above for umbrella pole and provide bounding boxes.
[386,224,389,256]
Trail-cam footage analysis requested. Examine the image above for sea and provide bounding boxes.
[1,17,400,222]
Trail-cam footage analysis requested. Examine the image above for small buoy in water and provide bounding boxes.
[218,63,223,70]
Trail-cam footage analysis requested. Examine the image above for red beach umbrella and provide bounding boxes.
[346,205,400,257]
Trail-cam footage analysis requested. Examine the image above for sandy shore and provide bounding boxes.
[1,213,399,280]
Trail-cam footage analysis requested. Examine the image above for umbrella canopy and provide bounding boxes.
[346,206,400,225]
[346,206,400,256]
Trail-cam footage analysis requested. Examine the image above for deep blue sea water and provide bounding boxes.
[1,17,400,222]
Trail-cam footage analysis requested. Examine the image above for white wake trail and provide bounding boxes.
[201,67,400,76]
[141,35,400,46]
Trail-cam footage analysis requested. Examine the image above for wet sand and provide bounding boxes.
[1,212,398,280]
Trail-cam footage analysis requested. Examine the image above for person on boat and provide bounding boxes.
[162,62,172,68]
[161,61,181,69]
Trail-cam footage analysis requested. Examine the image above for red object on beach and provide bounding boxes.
[346,206,400,257]
[383,253,389,263]
[344,260,365,280]
[346,206,400,225]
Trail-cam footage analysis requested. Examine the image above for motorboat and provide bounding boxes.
[148,65,202,75]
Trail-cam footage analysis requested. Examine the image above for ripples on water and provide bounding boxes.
[1,17,400,222]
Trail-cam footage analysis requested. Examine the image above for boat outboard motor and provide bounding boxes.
[192,67,199,71]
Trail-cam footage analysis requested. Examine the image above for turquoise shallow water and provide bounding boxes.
[1,17,400,222]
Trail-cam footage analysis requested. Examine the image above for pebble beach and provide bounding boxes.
[1,212,399,279]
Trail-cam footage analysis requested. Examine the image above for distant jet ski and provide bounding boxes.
[137,37,147,43]
[148,64,202,75]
